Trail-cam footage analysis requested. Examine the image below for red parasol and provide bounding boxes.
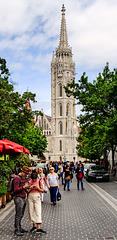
[23,147,30,154]
[0,139,30,155]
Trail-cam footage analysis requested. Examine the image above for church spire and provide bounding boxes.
[52,51,55,63]
[58,4,69,49]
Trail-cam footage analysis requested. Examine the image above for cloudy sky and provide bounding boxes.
[0,0,117,116]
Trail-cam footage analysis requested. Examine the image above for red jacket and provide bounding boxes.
[14,175,26,198]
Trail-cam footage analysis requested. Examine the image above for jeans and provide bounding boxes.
[77,178,84,189]
[59,172,64,184]
[50,186,58,203]
[14,197,26,232]
[64,180,70,190]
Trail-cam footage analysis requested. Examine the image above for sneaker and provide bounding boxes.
[36,229,47,234]
[15,231,24,236]
[68,189,70,191]
[30,226,37,232]
[82,188,85,190]
[77,188,80,190]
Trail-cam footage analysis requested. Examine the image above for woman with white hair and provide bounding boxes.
[47,167,59,205]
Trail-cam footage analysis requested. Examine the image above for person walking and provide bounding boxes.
[58,163,64,185]
[38,168,47,203]
[13,166,31,236]
[47,167,59,205]
[25,170,46,234]
[76,163,85,190]
[63,165,71,191]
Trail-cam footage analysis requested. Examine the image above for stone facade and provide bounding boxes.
[36,5,78,162]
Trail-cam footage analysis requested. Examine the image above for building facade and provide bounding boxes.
[36,5,78,162]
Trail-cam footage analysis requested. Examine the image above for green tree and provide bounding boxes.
[0,57,47,157]
[20,125,47,157]
[0,58,34,140]
[65,63,117,167]
[9,152,31,172]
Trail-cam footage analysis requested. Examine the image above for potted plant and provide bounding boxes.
[0,181,8,207]
[0,159,13,204]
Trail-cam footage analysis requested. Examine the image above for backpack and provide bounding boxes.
[8,175,21,196]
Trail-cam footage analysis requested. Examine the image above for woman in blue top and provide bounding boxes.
[47,167,59,205]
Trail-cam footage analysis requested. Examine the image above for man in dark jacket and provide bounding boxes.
[14,166,31,236]
[75,163,85,190]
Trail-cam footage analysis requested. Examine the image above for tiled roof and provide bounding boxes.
[45,115,51,122]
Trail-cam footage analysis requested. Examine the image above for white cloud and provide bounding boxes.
[31,100,51,116]
[9,62,24,71]
[0,0,117,115]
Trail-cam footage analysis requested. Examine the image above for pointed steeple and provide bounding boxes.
[58,4,69,49]
[52,51,55,63]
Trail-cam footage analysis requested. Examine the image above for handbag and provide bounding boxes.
[44,185,48,193]
[70,173,73,179]
[65,175,71,181]
[57,190,61,201]
[78,172,83,179]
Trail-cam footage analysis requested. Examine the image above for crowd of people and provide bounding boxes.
[12,161,85,236]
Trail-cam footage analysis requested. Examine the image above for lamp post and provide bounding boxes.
[63,156,66,162]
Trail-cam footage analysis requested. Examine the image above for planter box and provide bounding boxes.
[0,197,2,208]
[2,194,6,207]
[9,193,12,201]
[6,192,12,202]
[6,192,9,202]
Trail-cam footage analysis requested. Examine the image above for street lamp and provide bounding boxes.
[63,156,66,162]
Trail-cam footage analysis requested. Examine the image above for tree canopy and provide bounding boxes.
[0,57,47,157]
[65,63,117,166]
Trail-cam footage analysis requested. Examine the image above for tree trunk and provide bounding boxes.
[112,147,115,169]
[104,150,108,170]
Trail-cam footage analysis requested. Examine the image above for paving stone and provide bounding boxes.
[0,176,117,239]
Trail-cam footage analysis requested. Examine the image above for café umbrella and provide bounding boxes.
[0,139,30,157]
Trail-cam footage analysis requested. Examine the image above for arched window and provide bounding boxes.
[44,119,46,130]
[60,122,63,135]
[60,84,62,97]
[66,103,69,116]
[60,140,62,151]
[47,124,48,130]
[49,131,51,135]
[60,103,62,116]
[39,119,41,128]
[66,120,67,133]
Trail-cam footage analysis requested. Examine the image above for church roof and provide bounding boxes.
[45,115,51,122]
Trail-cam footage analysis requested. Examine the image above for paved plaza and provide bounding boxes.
[0,176,117,240]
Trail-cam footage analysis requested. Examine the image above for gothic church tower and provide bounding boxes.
[50,5,78,162]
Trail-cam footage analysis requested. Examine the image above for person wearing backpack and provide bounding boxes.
[13,166,31,236]
[8,169,17,198]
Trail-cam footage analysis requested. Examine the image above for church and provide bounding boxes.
[35,5,78,163]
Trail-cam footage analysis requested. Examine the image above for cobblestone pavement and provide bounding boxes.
[0,176,117,240]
